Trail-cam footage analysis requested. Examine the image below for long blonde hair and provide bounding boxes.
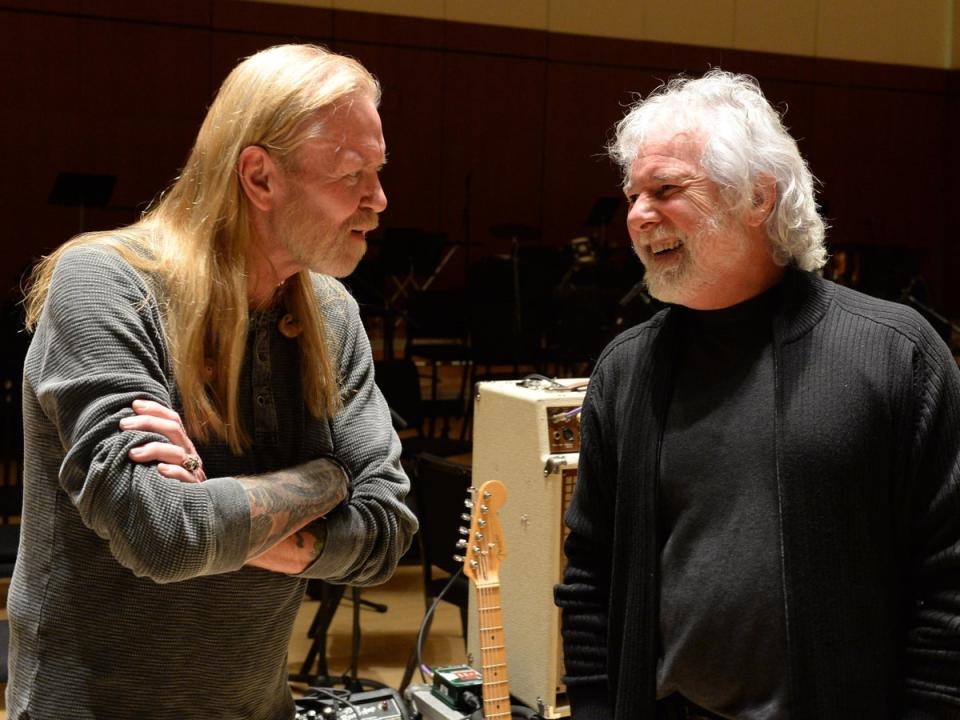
[24,44,381,453]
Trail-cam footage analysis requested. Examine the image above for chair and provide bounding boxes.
[400,453,472,689]
[404,290,472,436]
[374,359,471,460]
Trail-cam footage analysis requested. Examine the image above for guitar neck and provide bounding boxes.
[475,579,511,719]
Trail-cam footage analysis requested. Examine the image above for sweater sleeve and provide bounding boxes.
[297,283,418,585]
[903,330,960,714]
[29,246,251,583]
[554,367,614,719]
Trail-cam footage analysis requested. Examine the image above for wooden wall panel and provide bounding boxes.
[333,7,442,47]
[439,52,547,261]
[1,2,957,316]
[0,0,80,12]
[1,10,83,299]
[78,0,211,26]
[809,84,944,251]
[942,72,960,314]
[334,41,446,234]
[809,82,946,299]
[212,0,331,37]
[444,20,547,58]
[75,18,211,213]
[541,62,642,252]
[547,31,722,73]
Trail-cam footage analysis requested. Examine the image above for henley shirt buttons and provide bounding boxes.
[256,395,266,407]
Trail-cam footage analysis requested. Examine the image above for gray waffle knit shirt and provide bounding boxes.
[8,245,417,719]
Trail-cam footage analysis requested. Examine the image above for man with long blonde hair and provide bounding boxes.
[11,44,417,718]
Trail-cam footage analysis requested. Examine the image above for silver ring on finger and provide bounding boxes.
[182,454,202,473]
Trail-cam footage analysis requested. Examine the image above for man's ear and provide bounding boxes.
[237,145,282,212]
[747,174,777,227]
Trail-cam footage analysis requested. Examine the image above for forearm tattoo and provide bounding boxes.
[240,458,347,559]
[292,521,328,562]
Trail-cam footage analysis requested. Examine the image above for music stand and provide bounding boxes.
[381,228,448,303]
[488,224,541,342]
[291,584,388,693]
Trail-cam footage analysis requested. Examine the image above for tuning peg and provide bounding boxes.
[456,539,468,548]
[478,519,487,527]
[475,532,485,541]
[461,513,471,522]
[483,491,491,500]
[469,560,478,569]
[467,486,476,494]
[464,499,474,509]
[453,554,464,563]
[480,504,488,513]
[459,526,469,536]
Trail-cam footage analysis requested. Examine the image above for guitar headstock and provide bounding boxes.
[456,480,507,583]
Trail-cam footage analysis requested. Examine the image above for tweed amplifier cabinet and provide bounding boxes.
[467,379,587,719]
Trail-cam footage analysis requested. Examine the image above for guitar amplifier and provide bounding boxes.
[467,379,586,719]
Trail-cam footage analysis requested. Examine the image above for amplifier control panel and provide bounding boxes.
[546,405,581,454]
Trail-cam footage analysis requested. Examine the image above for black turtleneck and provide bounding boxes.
[656,285,789,719]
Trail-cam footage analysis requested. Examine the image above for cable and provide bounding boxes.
[415,567,465,683]
[549,406,582,423]
[517,373,567,390]
[301,686,364,719]
[517,374,589,393]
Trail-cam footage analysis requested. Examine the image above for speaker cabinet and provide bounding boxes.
[467,379,586,719]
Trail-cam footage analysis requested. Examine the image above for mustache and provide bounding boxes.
[348,209,379,232]
[641,222,686,243]
[637,212,724,245]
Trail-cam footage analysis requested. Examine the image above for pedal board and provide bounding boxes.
[295,687,409,720]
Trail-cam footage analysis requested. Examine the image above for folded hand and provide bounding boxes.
[120,399,208,483]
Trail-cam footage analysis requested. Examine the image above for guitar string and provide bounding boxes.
[473,484,510,718]
[477,534,509,716]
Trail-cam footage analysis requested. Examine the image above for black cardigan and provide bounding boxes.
[555,269,960,718]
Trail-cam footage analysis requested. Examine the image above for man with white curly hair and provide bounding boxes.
[556,70,960,719]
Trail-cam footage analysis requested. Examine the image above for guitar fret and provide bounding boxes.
[466,480,511,720]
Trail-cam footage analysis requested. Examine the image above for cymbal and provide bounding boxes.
[488,223,540,241]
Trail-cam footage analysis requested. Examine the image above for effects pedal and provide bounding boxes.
[295,687,409,720]
[405,684,476,720]
[430,664,482,713]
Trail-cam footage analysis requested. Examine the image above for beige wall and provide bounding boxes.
[954,0,960,66]
[250,0,955,68]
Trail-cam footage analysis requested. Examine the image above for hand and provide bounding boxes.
[119,399,208,483]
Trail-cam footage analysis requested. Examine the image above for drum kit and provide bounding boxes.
[354,195,659,369]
